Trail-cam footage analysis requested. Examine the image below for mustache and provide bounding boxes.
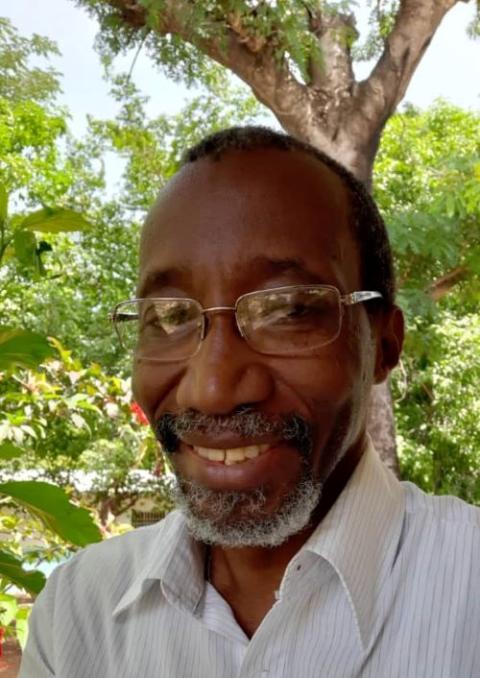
[154,408,313,458]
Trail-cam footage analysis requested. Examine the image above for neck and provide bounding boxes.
[209,435,365,590]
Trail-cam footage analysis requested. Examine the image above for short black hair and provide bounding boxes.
[182,126,395,307]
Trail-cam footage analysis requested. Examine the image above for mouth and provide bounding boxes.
[173,438,305,492]
[191,442,271,465]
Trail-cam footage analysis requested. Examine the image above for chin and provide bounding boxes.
[172,470,323,549]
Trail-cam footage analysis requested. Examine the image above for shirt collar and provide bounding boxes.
[299,436,405,650]
[112,511,206,618]
[113,437,406,651]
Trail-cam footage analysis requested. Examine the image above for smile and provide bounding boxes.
[192,443,270,465]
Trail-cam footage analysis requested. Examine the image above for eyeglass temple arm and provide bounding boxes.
[342,291,383,306]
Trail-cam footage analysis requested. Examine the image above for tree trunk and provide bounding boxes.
[369,383,401,476]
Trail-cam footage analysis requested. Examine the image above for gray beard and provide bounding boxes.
[171,468,323,548]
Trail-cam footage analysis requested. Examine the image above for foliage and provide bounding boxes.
[0,17,61,104]
[79,0,326,86]
[375,101,480,316]
[375,102,480,502]
[0,96,71,209]
[89,74,266,210]
[393,310,480,503]
[0,70,266,369]
[0,481,102,546]
[0,332,103,643]
[0,338,162,494]
[0,31,105,640]
[76,0,479,93]
[0,328,54,371]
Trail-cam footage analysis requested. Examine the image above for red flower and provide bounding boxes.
[130,402,148,425]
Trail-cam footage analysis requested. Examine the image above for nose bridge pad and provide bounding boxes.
[200,314,208,342]
[235,308,247,340]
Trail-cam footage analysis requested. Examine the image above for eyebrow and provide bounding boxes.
[136,267,190,297]
[136,257,326,298]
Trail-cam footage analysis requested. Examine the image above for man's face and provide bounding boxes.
[133,148,392,546]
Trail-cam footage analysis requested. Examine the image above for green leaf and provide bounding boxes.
[0,481,102,547]
[0,184,7,224]
[0,592,18,626]
[18,208,92,233]
[0,441,23,460]
[0,327,55,370]
[15,606,30,649]
[0,550,45,595]
[13,229,37,268]
[0,593,18,626]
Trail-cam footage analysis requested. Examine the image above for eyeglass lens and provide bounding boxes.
[114,287,342,361]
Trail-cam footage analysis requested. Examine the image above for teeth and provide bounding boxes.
[225,449,246,466]
[194,444,269,464]
[196,448,225,462]
[207,449,225,462]
[244,445,262,459]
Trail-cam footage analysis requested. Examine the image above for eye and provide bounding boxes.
[285,302,316,318]
[140,301,200,337]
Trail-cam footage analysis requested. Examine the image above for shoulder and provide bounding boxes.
[402,481,480,529]
[49,510,185,599]
[400,482,480,574]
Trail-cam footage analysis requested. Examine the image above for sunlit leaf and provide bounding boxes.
[18,208,92,233]
[15,606,30,649]
[0,327,55,370]
[0,481,102,547]
[0,549,45,595]
[13,229,37,268]
[0,592,18,626]
[0,441,23,460]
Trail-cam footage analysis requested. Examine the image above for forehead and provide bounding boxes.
[139,148,361,297]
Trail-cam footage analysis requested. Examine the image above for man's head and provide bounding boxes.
[129,126,404,547]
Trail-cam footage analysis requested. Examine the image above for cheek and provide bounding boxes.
[132,361,180,421]
[287,322,375,418]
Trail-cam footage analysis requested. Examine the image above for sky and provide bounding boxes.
[2,0,480,138]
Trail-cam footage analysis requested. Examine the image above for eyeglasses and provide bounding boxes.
[111,285,383,363]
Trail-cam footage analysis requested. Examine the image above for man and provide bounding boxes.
[20,127,479,677]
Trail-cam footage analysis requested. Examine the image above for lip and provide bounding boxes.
[173,441,303,491]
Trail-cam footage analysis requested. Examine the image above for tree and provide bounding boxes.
[76,0,480,183]
[73,0,480,470]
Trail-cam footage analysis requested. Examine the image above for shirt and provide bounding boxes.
[19,440,480,678]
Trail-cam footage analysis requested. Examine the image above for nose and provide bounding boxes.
[175,313,274,415]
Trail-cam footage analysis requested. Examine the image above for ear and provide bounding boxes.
[373,305,404,384]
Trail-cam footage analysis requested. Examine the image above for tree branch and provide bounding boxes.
[428,266,468,300]
[360,0,461,120]
[106,0,311,131]
[100,0,464,184]
[306,5,357,92]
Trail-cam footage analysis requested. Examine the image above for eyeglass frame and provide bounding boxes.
[111,284,383,362]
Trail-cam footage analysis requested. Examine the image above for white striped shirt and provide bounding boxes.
[20,441,480,677]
